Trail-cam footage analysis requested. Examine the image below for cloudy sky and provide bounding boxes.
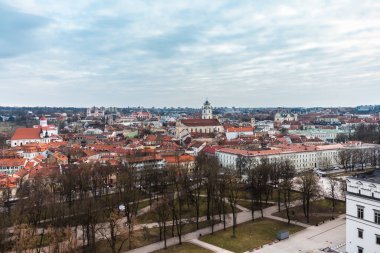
[0,0,380,108]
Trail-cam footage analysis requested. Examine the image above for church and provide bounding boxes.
[9,116,58,147]
[175,100,224,139]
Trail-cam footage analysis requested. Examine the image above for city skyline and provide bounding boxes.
[1,0,380,107]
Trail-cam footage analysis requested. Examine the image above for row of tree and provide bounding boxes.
[1,153,345,253]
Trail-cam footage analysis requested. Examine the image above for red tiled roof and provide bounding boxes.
[164,154,195,163]
[180,119,221,127]
[0,158,27,167]
[226,127,253,132]
[11,128,41,140]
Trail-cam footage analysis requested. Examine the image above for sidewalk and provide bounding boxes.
[251,214,346,253]
[189,239,234,253]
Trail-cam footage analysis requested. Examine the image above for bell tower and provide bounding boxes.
[202,100,212,119]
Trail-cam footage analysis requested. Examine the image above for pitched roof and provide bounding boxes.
[226,127,253,133]
[11,128,41,140]
[164,154,195,164]
[0,158,27,167]
[180,119,221,127]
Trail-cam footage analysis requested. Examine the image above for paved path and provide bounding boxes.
[189,239,234,253]
[251,214,346,253]
[125,208,256,253]
[262,203,310,228]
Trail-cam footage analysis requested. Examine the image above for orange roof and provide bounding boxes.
[164,154,195,163]
[11,128,41,140]
[226,127,253,133]
[0,158,27,167]
[181,119,221,127]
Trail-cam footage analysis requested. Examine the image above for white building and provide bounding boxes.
[225,127,254,140]
[0,158,27,175]
[9,128,51,147]
[274,113,298,123]
[289,129,345,143]
[216,145,343,172]
[86,106,105,117]
[33,116,58,137]
[346,170,380,253]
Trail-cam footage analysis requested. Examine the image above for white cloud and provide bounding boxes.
[0,0,380,107]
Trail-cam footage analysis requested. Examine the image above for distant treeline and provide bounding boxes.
[351,124,380,144]
[336,124,380,144]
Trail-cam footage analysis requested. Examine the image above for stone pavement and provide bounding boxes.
[250,214,346,253]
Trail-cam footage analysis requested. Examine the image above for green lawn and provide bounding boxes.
[137,197,239,224]
[272,198,345,225]
[153,242,212,253]
[201,218,304,253]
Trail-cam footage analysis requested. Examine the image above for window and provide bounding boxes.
[357,206,364,219]
[358,246,363,253]
[376,235,380,245]
[375,211,380,224]
[358,229,363,238]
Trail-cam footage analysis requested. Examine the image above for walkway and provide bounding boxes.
[251,214,346,253]
[189,239,234,253]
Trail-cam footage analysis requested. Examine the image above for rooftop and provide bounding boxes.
[11,128,42,140]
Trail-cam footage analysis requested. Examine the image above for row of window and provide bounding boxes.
[357,229,380,253]
[357,206,380,224]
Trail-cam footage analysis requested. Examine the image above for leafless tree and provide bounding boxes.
[353,148,369,170]
[98,209,130,253]
[327,175,338,217]
[337,149,352,172]
[298,171,321,224]
[279,160,296,224]
[116,164,140,250]
[224,167,240,238]
[156,194,171,249]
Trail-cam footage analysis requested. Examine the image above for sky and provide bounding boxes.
[0,0,380,108]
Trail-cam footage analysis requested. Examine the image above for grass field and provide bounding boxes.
[272,198,345,225]
[200,218,304,253]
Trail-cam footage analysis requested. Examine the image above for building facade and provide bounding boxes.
[216,145,342,172]
[346,170,380,253]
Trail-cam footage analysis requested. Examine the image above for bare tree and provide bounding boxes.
[318,157,332,171]
[116,164,140,250]
[224,167,240,238]
[192,153,206,229]
[298,171,321,224]
[156,195,171,249]
[98,209,130,253]
[327,175,338,217]
[279,160,296,225]
[353,148,368,170]
[337,150,352,172]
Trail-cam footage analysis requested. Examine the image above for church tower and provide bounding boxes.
[39,116,47,127]
[202,100,213,119]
